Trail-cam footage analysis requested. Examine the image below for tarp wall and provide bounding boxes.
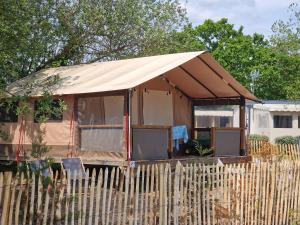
[0,95,75,160]
[135,76,192,132]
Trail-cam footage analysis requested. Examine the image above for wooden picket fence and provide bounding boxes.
[249,140,300,160]
[1,160,300,225]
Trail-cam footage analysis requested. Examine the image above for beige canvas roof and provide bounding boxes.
[7,51,258,101]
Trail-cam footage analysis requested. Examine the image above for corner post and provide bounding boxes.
[126,89,132,161]
[239,96,246,155]
[191,101,195,139]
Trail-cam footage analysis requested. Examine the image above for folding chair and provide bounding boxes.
[29,159,53,178]
[61,157,86,179]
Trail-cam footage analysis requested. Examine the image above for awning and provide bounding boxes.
[7,51,258,101]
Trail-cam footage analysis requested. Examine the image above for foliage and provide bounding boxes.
[187,139,213,157]
[271,3,300,57]
[275,136,299,145]
[34,92,66,123]
[0,0,187,89]
[0,124,11,142]
[253,141,280,162]
[249,134,269,142]
[156,15,300,100]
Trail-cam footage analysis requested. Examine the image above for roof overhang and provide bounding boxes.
[7,51,258,102]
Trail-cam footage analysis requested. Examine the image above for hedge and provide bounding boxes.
[275,136,300,145]
[249,134,269,142]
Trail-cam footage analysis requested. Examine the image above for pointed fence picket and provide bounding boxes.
[0,152,300,224]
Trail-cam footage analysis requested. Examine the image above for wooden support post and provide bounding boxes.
[239,97,246,156]
[191,102,195,139]
[210,127,216,156]
[168,127,173,159]
[126,89,132,161]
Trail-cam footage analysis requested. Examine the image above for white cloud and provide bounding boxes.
[180,0,295,37]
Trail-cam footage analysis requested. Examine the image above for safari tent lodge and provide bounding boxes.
[0,51,258,166]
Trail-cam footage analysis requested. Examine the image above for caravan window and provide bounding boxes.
[0,101,18,122]
[273,115,292,128]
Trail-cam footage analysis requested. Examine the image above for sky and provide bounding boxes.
[180,0,296,38]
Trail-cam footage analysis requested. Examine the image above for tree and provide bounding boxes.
[271,3,300,56]
[158,18,299,100]
[0,0,187,89]
[270,3,300,100]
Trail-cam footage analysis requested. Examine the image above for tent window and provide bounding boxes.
[78,95,124,152]
[34,99,63,123]
[0,101,18,123]
[273,115,292,128]
[104,96,124,124]
[143,90,173,126]
[78,96,124,125]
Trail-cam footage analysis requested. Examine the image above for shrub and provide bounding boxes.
[249,134,269,142]
[275,136,298,145]
[295,136,300,144]
[186,139,213,156]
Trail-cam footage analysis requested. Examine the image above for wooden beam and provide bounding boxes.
[239,97,246,156]
[197,56,243,97]
[125,89,132,161]
[179,66,218,98]
[193,98,242,106]
[73,96,80,152]
[75,90,127,98]
[164,77,190,100]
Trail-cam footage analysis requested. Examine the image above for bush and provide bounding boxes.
[249,134,269,142]
[294,136,300,145]
[275,136,298,145]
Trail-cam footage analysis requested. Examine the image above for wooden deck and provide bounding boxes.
[73,155,252,167]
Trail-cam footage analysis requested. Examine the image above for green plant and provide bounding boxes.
[187,139,213,157]
[249,134,269,142]
[275,136,298,145]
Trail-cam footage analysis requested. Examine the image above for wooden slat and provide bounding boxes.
[64,171,71,225]
[15,173,26,225]
[94,169,103,225]
[1,172,12,225]
[81,169,89,225]
[49,171,58,225]
[102,168,109,225]
[88,169,96,225]
[106,168,115,225]
[21,172,30,225]
[8,172,17,225]
[2,147,300,225]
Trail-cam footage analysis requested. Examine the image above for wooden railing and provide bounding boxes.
[132,125,172,160]
[193,127,243,156]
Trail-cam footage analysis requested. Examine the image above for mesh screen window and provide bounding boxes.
[0,101,18,122]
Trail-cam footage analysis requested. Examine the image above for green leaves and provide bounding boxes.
[161,15,299,101]
[0,0,187,87]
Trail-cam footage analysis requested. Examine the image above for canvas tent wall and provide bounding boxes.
[2,51,258,164]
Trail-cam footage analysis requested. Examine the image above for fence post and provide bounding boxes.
[1,172,12,225]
